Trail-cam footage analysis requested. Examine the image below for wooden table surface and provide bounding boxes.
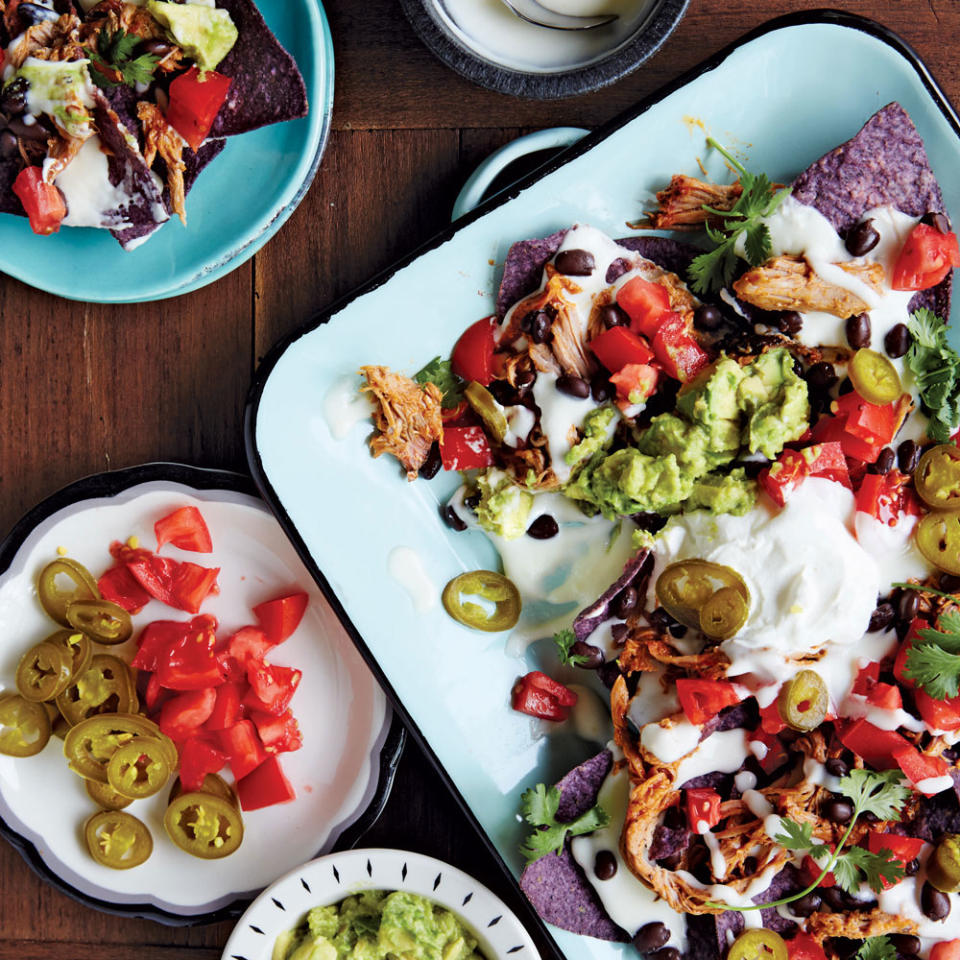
[2,0,960,955]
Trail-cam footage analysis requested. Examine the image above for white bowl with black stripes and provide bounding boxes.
[221,848,541,960]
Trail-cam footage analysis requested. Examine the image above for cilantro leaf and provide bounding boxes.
[839,769,911,823]
[905,309,960,440]
[856,937,897,960]
[687,139,788,295]
[553,628,589,667]
[772,819,815,851]
[833,846,905,894]
[905,642,960,699]
[518,783,609,862]
[84,28,159,91]
[413,356,463,408]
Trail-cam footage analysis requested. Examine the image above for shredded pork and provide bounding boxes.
[644,174,744,230]
[138,101,186,223]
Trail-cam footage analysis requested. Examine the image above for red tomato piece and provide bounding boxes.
[749,730,789,774]
[610,363,658,404]
[131,617,215,672]
[440,425,494,471]
[165,66,231,152]
[144,672,166,711]
[800,442,851,488]
[236,754,295,811]
[589,326,654,373]
[857,471,921,525]
[787,932,828,960]
[97,564,152,614]
[811,410,884,464]
[123,549,220,614]
[451,317,496,386]
[852,661,881,695]
[156,619,225,691]
[838,719,910,770]
[245,662,301,716]
[931,941,960,960]
[218,719,268,780]
[12,166,65,235]
[892,222,960,291]
[205,681,244,731]
[758,701,787,735]
[866,831,925,873]
[511,671,577,721]
[800,852,836,888]
[155,506,213,553]
[651,314,709,382]
[227,626,273,665]
[915,687,960,732]
[893,741,950,794]
[159,688,217,742]
[759,449,808,507]
[675,678,740,725]
[615,276,672,338]
[250,709,302,754]
[835,392,901,446]
[178,735,227,791]
[685,788,722,831]
[252,592,309,645]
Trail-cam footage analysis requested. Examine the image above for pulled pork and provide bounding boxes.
[7,13,82,68]
[643,174,743,230]
[138,101,186,223]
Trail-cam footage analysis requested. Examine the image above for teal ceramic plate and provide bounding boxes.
[246,13,960,960]
[0,0,333,304]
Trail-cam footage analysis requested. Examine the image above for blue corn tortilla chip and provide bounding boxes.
[753,864,802,937]
[519,749,627,941]
[685,911,744,960]
[572,548,652,643]
[649,823,689,861]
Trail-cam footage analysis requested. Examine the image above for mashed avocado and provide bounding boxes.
[147,0,238,71]
[565,348,807,519]
[474,467,533,540]
[273,890,485,960]
[565,405,618,472]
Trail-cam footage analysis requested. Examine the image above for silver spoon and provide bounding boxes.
[499,0,617,30]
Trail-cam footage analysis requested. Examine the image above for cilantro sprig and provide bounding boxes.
[687,139,791,296]
[707,769,910,912]
[905,308,960,442]
[85,28,160,91]
[856,937,897,960]
[905,609,960,700]
[891,580,959,602]
[519,783,609,862]
[413,356,463,408]
[553,628,589,667]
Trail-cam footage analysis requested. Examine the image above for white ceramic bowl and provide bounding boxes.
[222,848,542,960]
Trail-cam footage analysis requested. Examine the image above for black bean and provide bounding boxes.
[599,303,630,329]
[822,797,854,824]
[829,939,861,960]
[529,312,550,345]
[0,130,17,159]
[554,248,595,276]
[791,891,822,917]
[884,322,910,359]
[825,758,849,777]
[897,438,921,474]
[419,442,442,480]
[861,810,880,824]
[806,361,838,391]
[647,949,680,960]
[921,881,951,921]
[570,640,603,669]
[441,504,467,532]
[594,849,618,880]
[0,78,27,116]
[648,607,674,632]
[778,310,803,336]
[868,602,895,632]
[845,218,880,256]
[515,367,535,387]
[140,39,174,57]
[904,858,920,877]
[613,587,638,620]
[694,304,723,331]
[591,376,613,404]
[923,211,951,234]
[7,117,48,141]
[870,448,895,474]
[598,659,622,690]
[846,312,871,349]
[742,856,758,875]
[631,924,671,957]
[611,623,629,647]
[668,622,688,638]
[463,492,481,511]
[897,588,920,623]
[527,514,559,540]
[556,374,590,398]
[837,376,854,395]
[605,258,631,284]
[889,935,921,956]
[940,573,960,593]
[18,2,59,23]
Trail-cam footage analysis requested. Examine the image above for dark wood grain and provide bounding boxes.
[1,0,959,954]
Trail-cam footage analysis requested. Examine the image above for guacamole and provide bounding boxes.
[565,348,807,519]
[273,890,485,960]
[474,467,534,540]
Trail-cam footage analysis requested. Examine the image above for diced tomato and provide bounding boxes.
[915,687,960,732]
[866,830,924,886]
[610,363,658,404]
[855,471,917,526]
[158,687,218,742]
[144,672,165,711]
[893,741,950,795]
[511,671,577,721]
[156,619,225,690]
[245,662,301,716]
[800,442,851,488]
[227,626,273,666]
[931,941,960,960]
[894,622,927,685]
[97,564,152,614]
[759,701,787,735]
[440,425,494,471]
[236,754,295,811]
[440,399,472,426]
[589,326,654,372]
[838,718,910,770]
[685,787,722,831]
[218,719,268,780]
[123,550,220,614]
[675,678,740,725]
[178,735,227,791]
[12,166,66,235]
[205,681,243,731]
[250,708,302,754]
[252,592,308,645]
[154,506,213,553]
[787,932,828,960]
[165,66,231,152]
[759,450,808,507]
[451,317,496,386]
[651,314,709,382]
[852,661,881,695]
[811,411,884,464]
[749,729,789,774]
[892,222,960,291]
[616,276,673,338]
[131,616,215,672]
[800,852,836,888]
